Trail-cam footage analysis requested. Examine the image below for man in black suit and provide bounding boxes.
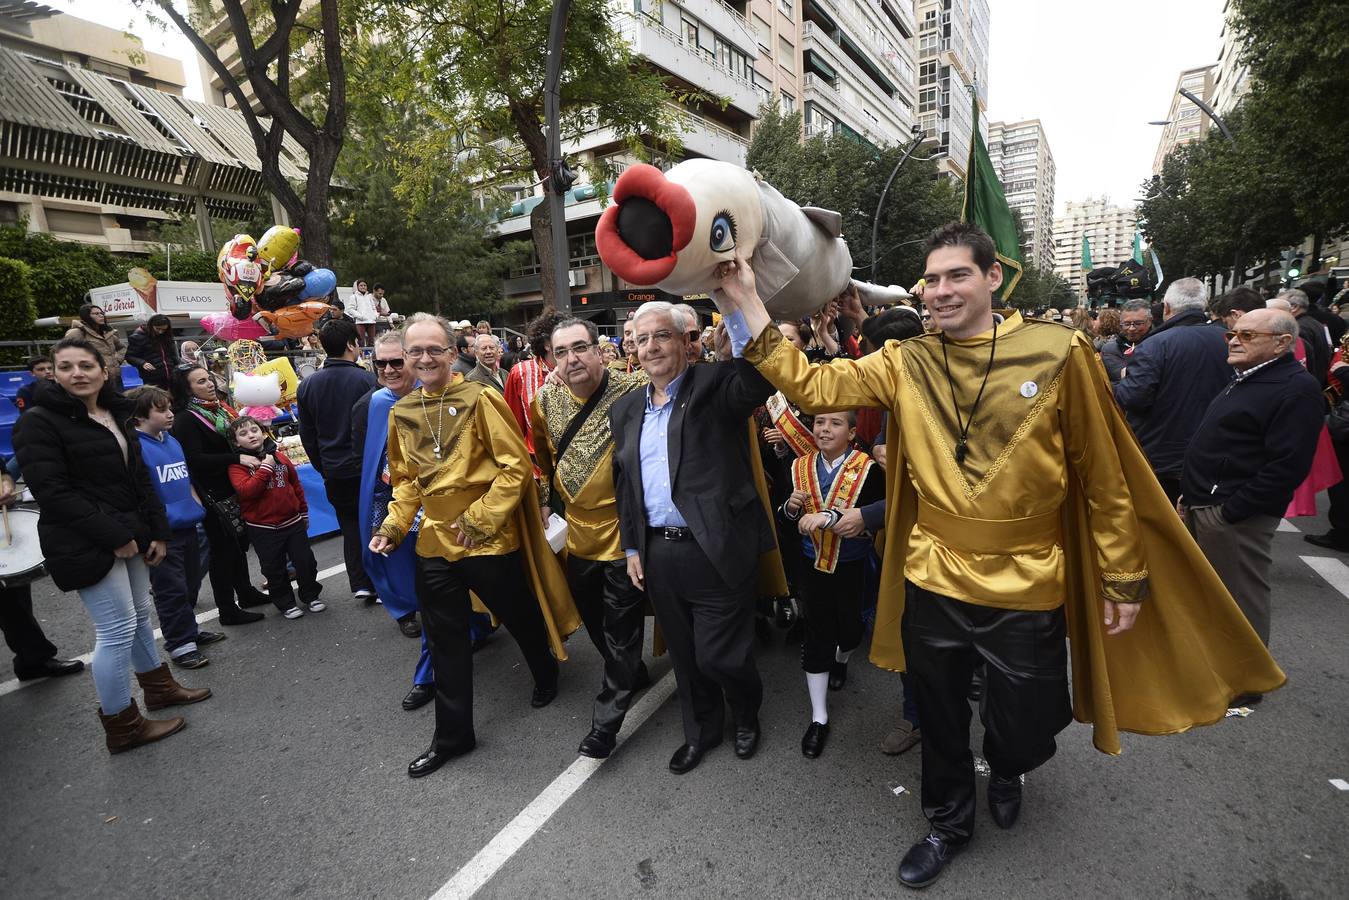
[610,301,776,774]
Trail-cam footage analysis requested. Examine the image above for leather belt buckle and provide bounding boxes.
[658,526,688,541]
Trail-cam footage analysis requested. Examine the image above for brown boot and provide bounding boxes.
[98,699,184,754]
[135,663,212,711]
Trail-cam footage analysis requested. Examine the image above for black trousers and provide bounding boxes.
[147,528,204,654]
[797,557,866,673]
[203,507,262,611]
[644,532,762,748]
[902,582,1072,844]
[415,552,558,753]
[323,476,373,594]
[567,555,647,734]
[1327,432,1349,536]
[247,522,321,611]
[0,583,58,670]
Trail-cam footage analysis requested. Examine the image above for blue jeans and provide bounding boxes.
[78,557,161,715]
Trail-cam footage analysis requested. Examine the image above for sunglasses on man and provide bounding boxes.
[1224,330,1282,343]
[372,357,406,370]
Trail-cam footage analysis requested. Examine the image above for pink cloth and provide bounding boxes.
[1286,424,1343,517]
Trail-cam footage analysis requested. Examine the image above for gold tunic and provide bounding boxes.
[746,312,1147,610]
[530,371,647,561]
[378,375,581,658]
[745,311,1285,754]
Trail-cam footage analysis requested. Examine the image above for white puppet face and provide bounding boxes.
[231,371,282,407]
[596,160,764,295]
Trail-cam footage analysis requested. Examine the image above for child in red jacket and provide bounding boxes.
[227,417,324,619]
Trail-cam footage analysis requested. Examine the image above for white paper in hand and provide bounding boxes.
[545,513,569,554]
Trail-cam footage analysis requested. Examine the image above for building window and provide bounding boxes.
[778,35,794,63]
[919,60,937,85]
[778,0,792,16]
[918,87,938,113]
[683,18,699,48]
[919,33,938,56]
[753,14,772,51]
[780,90,795,113]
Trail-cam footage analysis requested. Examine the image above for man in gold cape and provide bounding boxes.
[714,224,1283,889]
[371,314,579,781]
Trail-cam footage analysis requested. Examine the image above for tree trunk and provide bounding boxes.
[531,198,558,311]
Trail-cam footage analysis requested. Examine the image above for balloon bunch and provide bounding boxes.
[217,225,338,339]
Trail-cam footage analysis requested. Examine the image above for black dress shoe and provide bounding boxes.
[801,721,830,758]
[897,833,961,889]
[1305,532,1349,552]
[407,742,474,778]
[734,720,760,759]
[397,614,422,638]
[195,631,227,646]
[578,728,617,759]
[15,657,85,681]
[669,743,711,774]
[218,608,264,626]
[238,589,271,609]
[828,660,848,691]
[402,684,433,711]
[531,681,559,708]
[988,774,1023,829]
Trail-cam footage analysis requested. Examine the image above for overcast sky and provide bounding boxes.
[986,0,1226,214]
[76,0,1227,216]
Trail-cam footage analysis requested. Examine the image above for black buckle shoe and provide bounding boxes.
[801,721,829,758]
[407,742,473,779]
[578,728,617,759]
[988,774,1023,829]
[828,660,848,691]
[668,742,708,774]
[401,684,433,711]
[734,720,760,759]
[898,832,961,889]
[531,681,559,708]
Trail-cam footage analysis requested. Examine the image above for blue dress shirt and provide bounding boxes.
[638,369,688,532]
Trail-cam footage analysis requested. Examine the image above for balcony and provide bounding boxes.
[802,73,888,145]
[675,0,759,57]
[802,24,912,141]
[617,13,761,116]
[673,106,750,164]
[809,0,916,99]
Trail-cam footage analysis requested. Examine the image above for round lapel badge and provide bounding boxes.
[448,406,458,416]
[1019,381,1039,399]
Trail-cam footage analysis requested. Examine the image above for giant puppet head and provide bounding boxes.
[595,160,909,320]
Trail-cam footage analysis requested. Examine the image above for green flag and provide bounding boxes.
[960,89,1022,299]
[1132,230,1145,264]
[1081,235,1093,271]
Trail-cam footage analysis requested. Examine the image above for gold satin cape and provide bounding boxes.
[379,376,581,659]
[745,313,1285,754]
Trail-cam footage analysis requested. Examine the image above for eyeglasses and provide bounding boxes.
[372,358,406,370]
[405,346,450,358]
[635,330,676,348]
[1224,330,1282,343]
[1120,321,1150,330]
[553,342,596,360]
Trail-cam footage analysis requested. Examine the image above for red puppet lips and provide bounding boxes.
[595,163,696,285]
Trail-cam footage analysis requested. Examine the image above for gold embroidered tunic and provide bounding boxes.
[530,371,648,562]
[378,376,530,559]
[746,312,1148,610]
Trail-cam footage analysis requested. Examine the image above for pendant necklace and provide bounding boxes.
[419,388,454,459]
[939,321,998,466]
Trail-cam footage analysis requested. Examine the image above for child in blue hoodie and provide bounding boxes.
[130,387,226,668]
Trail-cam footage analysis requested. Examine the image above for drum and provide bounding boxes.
[0,507,46,587]
[297,360,318,380]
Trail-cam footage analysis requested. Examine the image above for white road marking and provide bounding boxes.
[0,563,347,699]
[1300,556,1349,601]
[430,671,679,900]
[1329,778,1349,791]
[1277,519,1299,533]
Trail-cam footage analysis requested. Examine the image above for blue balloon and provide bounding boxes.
[302,267,337,299]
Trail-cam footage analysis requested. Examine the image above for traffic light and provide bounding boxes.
[1280,248,1303,284]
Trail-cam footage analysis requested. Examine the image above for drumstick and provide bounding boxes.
[2,504,10,548]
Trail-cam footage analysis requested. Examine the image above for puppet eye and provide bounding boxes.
[709,211,737,253]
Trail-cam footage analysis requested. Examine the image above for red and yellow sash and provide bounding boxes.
[766,391,816,457]
[792,449,874,573]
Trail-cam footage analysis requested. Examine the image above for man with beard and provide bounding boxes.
[531,318,651,759]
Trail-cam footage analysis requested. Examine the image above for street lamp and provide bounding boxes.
[543,1,576,313]
[871,123,929,284]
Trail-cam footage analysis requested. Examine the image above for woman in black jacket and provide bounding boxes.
[125,314,181,388]
[14,338,210,754]
[171,364,269,624]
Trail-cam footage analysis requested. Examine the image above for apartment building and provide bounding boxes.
[1053,196,1137,295]
[987,119,1055,273]
[1212,0,1249,116]
[0,4,288,252]
[1151,64,1216,176]
[912,0,989,179]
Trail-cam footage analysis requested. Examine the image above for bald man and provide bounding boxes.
[1180,309,1324,681]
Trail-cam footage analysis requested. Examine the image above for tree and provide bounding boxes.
[0,225,125,320]
[137,0,347,265]
[1231,0,1349,252]
[1006,262,1077,312]
[329,38,529,318]
[360,0,685,309]
[0,257,37,365]
[746,107,961,290]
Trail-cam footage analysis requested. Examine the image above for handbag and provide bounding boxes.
[208,494,247,546]
[1330,396,1349,445]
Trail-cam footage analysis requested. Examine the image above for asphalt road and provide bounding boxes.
[2,512,1347,900]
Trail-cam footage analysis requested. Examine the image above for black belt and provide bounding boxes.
[648,525,693,541]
